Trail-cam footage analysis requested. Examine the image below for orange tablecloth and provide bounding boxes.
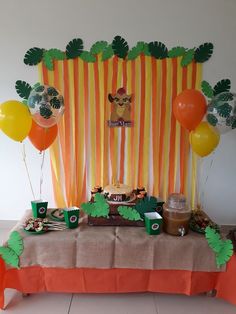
[1,254,236,309]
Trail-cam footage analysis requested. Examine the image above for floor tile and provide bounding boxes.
[69,293,157,314]
[1,290,72,314]
[154,293,236,314]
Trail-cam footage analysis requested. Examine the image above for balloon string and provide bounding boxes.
[39,150,45,200]
[22,143,36,200]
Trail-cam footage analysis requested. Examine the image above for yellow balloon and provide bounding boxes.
[189,122,220,157]
[0,100,32,142]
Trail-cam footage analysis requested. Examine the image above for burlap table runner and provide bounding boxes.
[10,210,224,272]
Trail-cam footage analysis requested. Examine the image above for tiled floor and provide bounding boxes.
[1,222,236,314]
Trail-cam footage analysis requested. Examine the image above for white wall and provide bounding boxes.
[0,0,235,223]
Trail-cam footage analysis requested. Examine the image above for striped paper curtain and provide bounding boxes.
[38,55,202,208]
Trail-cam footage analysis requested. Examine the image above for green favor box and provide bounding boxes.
[144,212,163,235]
[31,200,48,218]
[63,207,80,229]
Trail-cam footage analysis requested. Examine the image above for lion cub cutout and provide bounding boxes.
[108,87,132,127]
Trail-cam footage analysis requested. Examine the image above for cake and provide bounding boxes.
[104,183,133,202]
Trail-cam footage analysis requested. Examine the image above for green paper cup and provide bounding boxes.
[144,212,163,235]
[63,207,80,229]
[31,200,48,218]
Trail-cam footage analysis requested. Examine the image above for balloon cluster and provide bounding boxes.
[0,85,64,152]
[173,89,220,157]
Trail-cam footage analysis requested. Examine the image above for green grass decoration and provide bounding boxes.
[148,41,168,59]
[127,46,142,60]
[81,193,109,218]
[47,48,66,60]
[66,38,84,59]
[135,196,158,219]
[205,226,233,268]
[0,231,24,269]
[80,51,96,63]
[168,46,186,58]
[118,206,142,221]
[15,80,32,99]
[213,79,231,96]
[90,41,108,54]
[201,80,214,99]
[136,42,151,56]
[102,44,114,61]
[217,103,232,118]
[181,48,195,67]
[24,47,44,66]
[207,114,218,126]
[43,51,54,70]
[112,36,129,59]
[194,43,214,63]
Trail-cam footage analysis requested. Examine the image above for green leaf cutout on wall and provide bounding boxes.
[135,196,158,219]
[194,43,214,63]
[7,231,24,256]
[0,247,19,268]
[66,38,84,59]
[15,80,32,99]
[118,206,142,221]
[102,44,114,61]
[207,114,218,127]
[90,41,108,54]
[112,36,129,59]
[181,48,195,67]
[148,41,168,59]
[43,51,54,70]
[168,46,186,58]
[47,48,66,60]
[201,80,214,99]
[213,79,231,96]
[24,47,44,65]
[80,51,96,62]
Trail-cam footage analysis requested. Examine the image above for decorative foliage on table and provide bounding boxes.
[0,231,24,269]
[23,36,214,70]
[205,226,233,268]
[117,206,142,221]
[135,196,158,219]
[81,193,109,218]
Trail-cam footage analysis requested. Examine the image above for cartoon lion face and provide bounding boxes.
[108,88,132,122]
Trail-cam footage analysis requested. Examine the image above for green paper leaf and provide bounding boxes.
[213,79,231,96]
[217,92,234,102]
[47,87,59,96]
[81,202,95,215]
[127,46,141,60]
[24,47,44,66]
[181,48,195,67]
[33,82,41,89]
[66,38,83,59]
[136,42,151,56]
[148,41,168,59]
[102,44,114,61]
[15,80,32,99]
[48,48,66,60]
[43,51,54,70]
[80,51,96,62]
[112,36,129,59]
[216,240,233,268]
[92,193,110,218]
[0,247,19,268]
[118,206,142,221]
[201,80,214,99]
[217,103,232,118]
[168,46,186,58]
[135,196,158,219]
[207,113,218,126]
[7,231,24,256]
[205,226,222,253]
[194,43,214,63]
[40,105,53,119]
[90,41,108,54]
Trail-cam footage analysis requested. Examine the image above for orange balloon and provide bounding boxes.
[173,89,207,131]
[28,120,58,152]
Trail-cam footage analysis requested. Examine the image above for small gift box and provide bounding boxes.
[63,207,80,229]
[144,212,163,235]
[31,200,48,218]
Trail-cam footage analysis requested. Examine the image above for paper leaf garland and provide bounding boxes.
[0,247,19,268]
[47,48,66,60]
[80,51,96,63]
[194,43,214,63]
[201,80,214,99]
[148,41,168,59]
[24,47,44,65]
[181,48,195,67]
[15,80,32,99]
[102,44,114,61]
[127,46,141,60]
[7,231,24,256]
[118,206,142,221]
[213,79,231,96]
[136,41,151,56]
[43,51,54,70]
[90,41,108,54]
[135,196,158,219]
[168,46,186,58]
[66,38,84,59]
[112,36,129,59]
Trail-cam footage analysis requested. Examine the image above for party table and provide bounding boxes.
[0,210,236,309]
